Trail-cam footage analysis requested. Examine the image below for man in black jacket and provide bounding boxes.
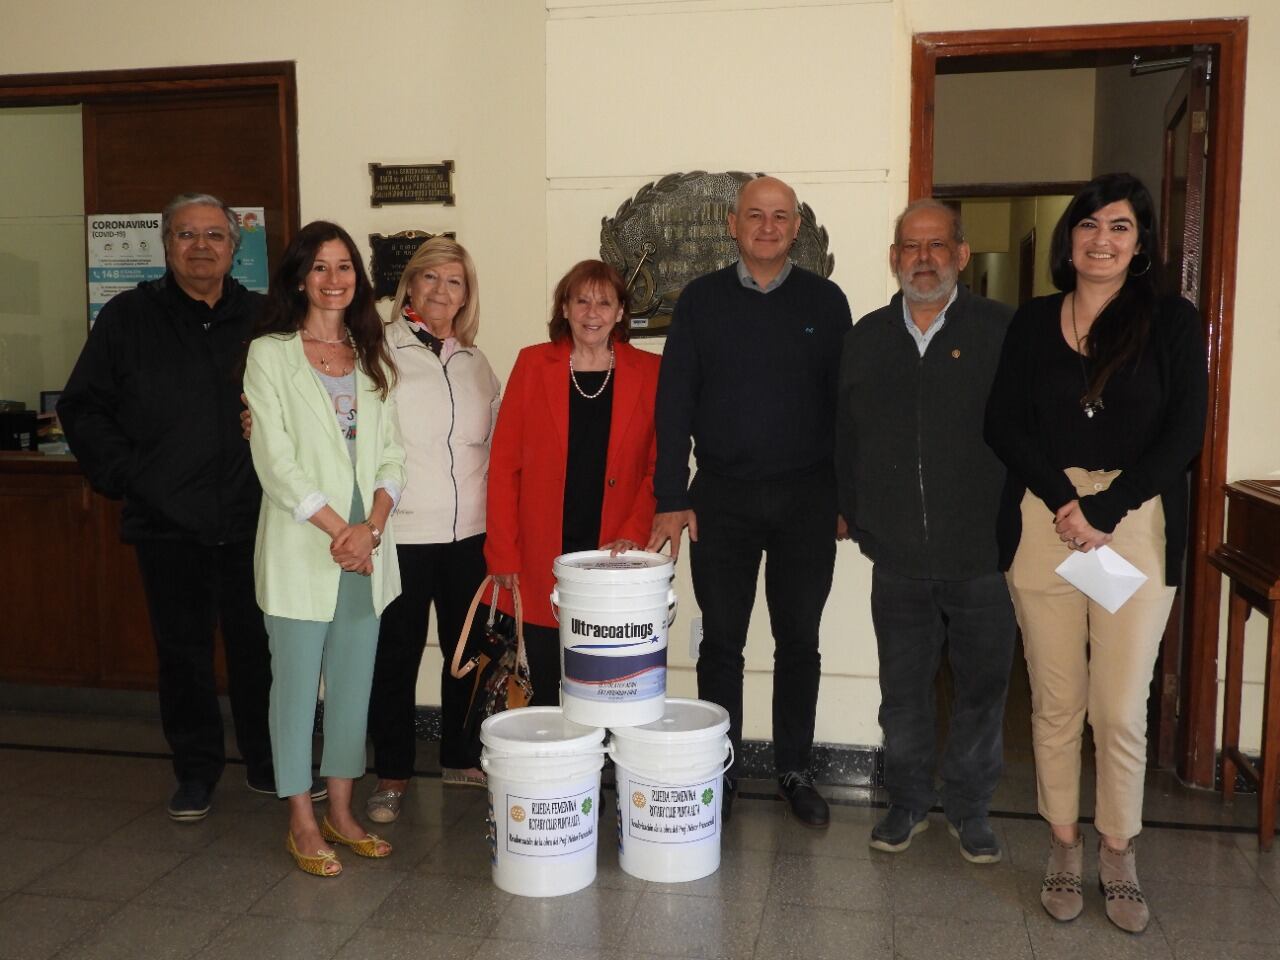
[648,175,852,828]
[59,193,281,822]
[836,200,1015,862]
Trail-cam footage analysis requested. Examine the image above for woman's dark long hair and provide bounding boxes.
[1047,173,1162,404]
[254,220,396,399]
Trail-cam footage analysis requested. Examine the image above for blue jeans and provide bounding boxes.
[871,566,1016,820]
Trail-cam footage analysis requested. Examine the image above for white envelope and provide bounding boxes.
[1054,545,1148,614]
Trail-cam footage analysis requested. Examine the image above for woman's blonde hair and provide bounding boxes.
[388,236,480,346]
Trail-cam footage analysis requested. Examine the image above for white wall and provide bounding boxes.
[935,69,1097,184]
[3,0,1277,755]
[1093,64,1183,196]
[0,106,86,410]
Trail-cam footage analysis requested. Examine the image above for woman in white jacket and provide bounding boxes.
[365,237,501,823]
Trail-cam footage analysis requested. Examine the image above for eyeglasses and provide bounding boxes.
[172,229,230,244]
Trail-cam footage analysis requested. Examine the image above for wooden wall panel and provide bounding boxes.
[83,90,288,274]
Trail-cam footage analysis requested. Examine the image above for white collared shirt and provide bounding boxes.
[901,286,959,357]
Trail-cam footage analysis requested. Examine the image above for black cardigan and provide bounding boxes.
[836,288,1013,581]
[984,292,1207,585]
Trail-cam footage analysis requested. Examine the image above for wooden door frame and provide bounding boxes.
[0,61,301,242]
[910,18,1247,789]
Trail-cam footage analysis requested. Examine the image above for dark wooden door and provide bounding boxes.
[83,89,290,273]
[1151,50,1211,768]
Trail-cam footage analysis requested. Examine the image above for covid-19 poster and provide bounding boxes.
[87,207,267,326]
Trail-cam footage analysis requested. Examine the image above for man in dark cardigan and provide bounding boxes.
[836,200,1015,862]
[648,175,852,828]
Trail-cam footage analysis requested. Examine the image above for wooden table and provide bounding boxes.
[1211,478,1280,850]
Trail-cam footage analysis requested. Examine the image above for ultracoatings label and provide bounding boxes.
[561,612,667,703]
[625,775,719,844]
[501,780,597,858]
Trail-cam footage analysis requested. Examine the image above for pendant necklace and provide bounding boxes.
[1069,294,1105,419]
[569,345,615,399]
[302,326,354,376]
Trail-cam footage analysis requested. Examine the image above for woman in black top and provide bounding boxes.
[985,174,1206,932]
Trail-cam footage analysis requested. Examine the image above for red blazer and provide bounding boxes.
[485,339,660,627]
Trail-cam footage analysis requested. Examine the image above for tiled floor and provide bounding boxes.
[2,707,1279,960]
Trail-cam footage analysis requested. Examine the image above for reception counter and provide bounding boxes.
[0,452,222,690]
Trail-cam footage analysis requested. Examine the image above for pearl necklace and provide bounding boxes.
[569,345,614,400]
[301,326,351,346]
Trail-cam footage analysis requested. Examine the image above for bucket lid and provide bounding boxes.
[553,549,674,583]
[608,698,730,743]
[480,706,605,755]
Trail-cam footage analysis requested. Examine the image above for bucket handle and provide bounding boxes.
[549,587,679,628]
[605,740,734,789]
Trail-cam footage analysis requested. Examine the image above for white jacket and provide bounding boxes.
[387,317,501,544]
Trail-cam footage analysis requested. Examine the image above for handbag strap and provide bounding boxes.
[450,575,525,680]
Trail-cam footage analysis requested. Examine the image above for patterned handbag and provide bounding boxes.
[450,576,534,739]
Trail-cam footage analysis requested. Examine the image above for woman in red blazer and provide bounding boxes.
[485,260,660,704]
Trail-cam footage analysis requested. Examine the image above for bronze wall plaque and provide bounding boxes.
[600,171,834,337]
[369,230,456,301]
[369,161,455,207]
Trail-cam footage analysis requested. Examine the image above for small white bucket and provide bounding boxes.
[608,698,732,883]
[551,550,676,728]
[480,707,606,897]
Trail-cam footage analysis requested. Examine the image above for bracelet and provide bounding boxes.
[365,521,382,545]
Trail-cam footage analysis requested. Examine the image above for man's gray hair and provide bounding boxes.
[893,198,965,246]
[729,175,802,215]
[161,193,241,250]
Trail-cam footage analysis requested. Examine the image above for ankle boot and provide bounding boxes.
[1098,839,1148,933]
[1040,833,1084,921]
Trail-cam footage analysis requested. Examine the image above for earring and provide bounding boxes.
[1129,253,1152,277]
[297,284,304,292]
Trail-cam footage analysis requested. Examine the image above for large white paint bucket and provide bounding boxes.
[551,550,675,728]
[608,698,733,882]
[480,707,606,897]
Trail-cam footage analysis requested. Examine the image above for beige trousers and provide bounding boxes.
[1007,468,1176,839]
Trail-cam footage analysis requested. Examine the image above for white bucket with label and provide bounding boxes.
[608,698,733,883]
[551,550,676,728]
[480,707,606,897]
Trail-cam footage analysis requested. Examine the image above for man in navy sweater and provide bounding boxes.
[836,200,1015,862]
[648,175,852,828]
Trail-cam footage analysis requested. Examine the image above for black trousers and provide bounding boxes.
[520,622,564,708]
[871,565,1016,821]
[689,469,837,776]
[368,535,487,776]
[133,537,272,786]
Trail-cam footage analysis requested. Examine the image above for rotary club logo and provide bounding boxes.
[509,804,526,822]
[632,791,647,808]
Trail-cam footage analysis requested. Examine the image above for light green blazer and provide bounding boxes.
[244,332,406,621]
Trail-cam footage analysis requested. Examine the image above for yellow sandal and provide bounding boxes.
[286,832,342,877]
[321,817,392,858]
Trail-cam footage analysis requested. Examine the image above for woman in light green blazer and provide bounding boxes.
[244,221,405,878]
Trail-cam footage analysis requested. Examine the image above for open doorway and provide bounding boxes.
[911,19,1247,788]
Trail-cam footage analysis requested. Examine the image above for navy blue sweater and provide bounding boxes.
[654,263,852,512]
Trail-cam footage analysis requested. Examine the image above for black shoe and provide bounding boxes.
[167,781,213,822]
[947,815,1002,864]
[869,805,928,852]
[777,771,829,828]
[722,777,738,825]
[245,770,328,802]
